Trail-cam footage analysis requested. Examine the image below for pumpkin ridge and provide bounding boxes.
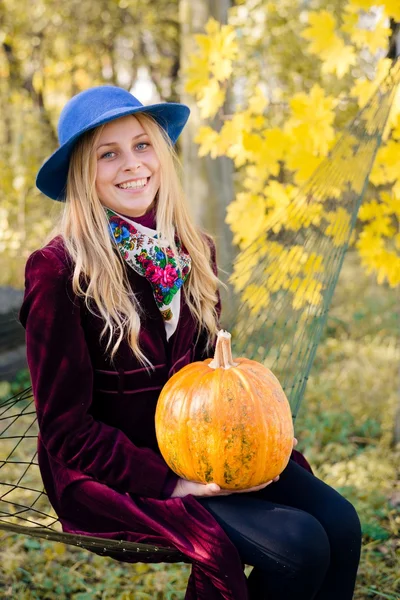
[156,368,200,479]
[186,368,221,484]
[230,367,266,487]
[216,367,256,488]
[257,366,293,479]
[233,364,293,483]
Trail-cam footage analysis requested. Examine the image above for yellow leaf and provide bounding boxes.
[320,38,357,79]
[324,208,352,246]
[184,55,210,95]
[262,128,288,160]
[391,112,400,140]
[367,214,395,237]
[225,192,269,247]
[289,84,336,125]
[248,87,269,115]
[380,191,400,218]
[350,58,393,109]
[371,140,400,185]
[286,197,324,230]
[348,0,374,10]
[393,179,400,200]
[285,149,324,184]
[207,21,238,82]
[197,80,225,119]
[210,56,234,81]
[358,199,388,222]
[302,10,337,56]
[205,17,220,37]
[230,247,267,291]
[217,112,261,166]
[340,11,359,36]
[263,181,295,218]
[381,0,400,20]
[347,16,390,54]
[241,284,270,315]
[291,277,323,310]
[194,126,220,158]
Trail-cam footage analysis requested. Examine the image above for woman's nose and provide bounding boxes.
[122,151,141,171]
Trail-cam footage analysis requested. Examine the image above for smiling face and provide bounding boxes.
[95,114,161,218]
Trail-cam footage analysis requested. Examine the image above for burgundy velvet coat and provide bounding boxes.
[19,210,311,600]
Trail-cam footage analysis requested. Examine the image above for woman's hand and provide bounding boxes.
[171,437,298,498]
[170,477,279,498]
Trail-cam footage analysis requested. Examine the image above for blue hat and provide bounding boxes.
[36,85,190,201]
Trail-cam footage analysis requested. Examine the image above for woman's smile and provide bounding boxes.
[116,177,150,191]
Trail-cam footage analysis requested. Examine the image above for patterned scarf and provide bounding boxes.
[106,208,191,340]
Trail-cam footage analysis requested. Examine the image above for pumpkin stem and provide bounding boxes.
[209,330,238,370]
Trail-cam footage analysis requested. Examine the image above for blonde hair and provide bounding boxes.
[50,112,221,366]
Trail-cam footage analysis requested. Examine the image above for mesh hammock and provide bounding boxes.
[1,59,399,561]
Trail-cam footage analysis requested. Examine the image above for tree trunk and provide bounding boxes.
[179,0,235,292]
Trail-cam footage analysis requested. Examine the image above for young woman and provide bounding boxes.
[20,85,362,599]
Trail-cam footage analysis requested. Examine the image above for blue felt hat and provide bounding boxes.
[36,85,190,201]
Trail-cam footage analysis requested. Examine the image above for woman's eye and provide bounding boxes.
[100,151,116,159]
[136,142,149,151]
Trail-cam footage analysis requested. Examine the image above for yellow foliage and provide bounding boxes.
[184,55,210,96]
[197,80,226,119]
[356,220,400,287]
[289,276,323,310]
[225,192,269,247]
[381,0,400,20]
[347,0,400,19]
[247,87,269,115]
[286,85,336,155]
[342,13,390,54]
[263,180,293,211]
[230,246,269,292]
[324,208,352,247]
[194,126,220,158]
[392,113,400,140]
[350,58,393,109]
[302,10,356,78]
[301,10,338,56]
[243,127,289,179]
[217,112,262,166]
[241,284,270,314]
[184,18,238,119]
[185,10,400,297]
[285,150,323,185]
[370,140,400,186]
[320,39,357,79]
[273,193,324,232]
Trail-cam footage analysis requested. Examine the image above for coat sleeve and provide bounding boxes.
[19,246,174,499]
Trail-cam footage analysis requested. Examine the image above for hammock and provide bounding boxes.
[1,59,399,561]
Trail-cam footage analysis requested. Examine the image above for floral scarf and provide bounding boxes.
[106,208,191,340]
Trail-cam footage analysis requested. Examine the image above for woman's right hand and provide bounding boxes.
[170,476,279,498]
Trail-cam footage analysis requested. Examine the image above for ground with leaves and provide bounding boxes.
[0,251,399,599]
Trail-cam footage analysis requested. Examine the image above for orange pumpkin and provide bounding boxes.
[155,330,294,490]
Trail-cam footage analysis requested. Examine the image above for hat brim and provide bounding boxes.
[36,103,190,201]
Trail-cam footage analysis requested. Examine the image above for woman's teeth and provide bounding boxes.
[117,178,148,189]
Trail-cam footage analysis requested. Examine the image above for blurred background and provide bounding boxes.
[0,0,399,598]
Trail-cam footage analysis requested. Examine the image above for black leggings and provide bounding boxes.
[197,459,361,600]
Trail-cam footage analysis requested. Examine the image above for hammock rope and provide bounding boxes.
[1,59,399,559]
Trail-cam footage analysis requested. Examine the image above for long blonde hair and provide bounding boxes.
[50,112,221,366]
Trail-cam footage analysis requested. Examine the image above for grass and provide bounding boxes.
[0,251,399,599]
